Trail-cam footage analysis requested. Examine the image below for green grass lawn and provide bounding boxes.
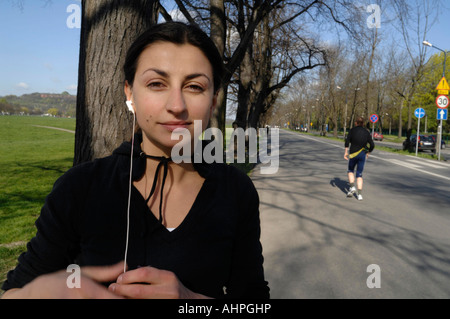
[0,116,75,286]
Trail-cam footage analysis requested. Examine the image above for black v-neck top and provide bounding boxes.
[2,134,270,299]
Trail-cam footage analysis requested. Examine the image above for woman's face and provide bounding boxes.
[125,42,217,155]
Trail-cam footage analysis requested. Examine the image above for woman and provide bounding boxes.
[2,22,269,299]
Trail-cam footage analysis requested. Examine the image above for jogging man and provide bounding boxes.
[344,116,375,201]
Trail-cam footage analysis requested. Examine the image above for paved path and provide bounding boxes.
[32,125,75,134]
[251,130,450,298]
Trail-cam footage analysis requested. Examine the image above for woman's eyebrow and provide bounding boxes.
[142,68,211,83]
[142,68,168,77]
[186,73,211,83]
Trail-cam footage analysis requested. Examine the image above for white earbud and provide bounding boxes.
[126,100,135,114]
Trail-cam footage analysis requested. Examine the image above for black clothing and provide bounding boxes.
[139,152,172,223]
[2,134,269,299]
[345,126,375,155]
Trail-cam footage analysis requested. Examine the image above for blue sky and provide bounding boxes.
[0,0,81,96]
[0,0,449,97]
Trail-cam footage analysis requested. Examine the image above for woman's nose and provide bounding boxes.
[166,88,187,114]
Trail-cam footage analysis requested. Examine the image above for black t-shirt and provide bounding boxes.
[2,134,269,299]
[345,126,375,155]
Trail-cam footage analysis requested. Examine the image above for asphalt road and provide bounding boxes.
[251,129,450,299]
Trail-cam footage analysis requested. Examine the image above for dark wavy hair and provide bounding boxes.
[355,116,365,127]
[124,22,223,94]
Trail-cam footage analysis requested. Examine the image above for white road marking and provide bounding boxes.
[371,155,450,181]
[405,157,449,169]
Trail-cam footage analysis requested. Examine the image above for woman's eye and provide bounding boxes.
[147,82,165,89]
[186,84,205,92]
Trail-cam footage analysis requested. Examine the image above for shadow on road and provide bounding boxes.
[330,177,348,195]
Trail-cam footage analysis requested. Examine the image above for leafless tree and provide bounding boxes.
[391,0,442,131]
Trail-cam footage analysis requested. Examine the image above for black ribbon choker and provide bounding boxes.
[140,152,172,223]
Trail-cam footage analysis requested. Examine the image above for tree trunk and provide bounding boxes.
[333,116,338,137]
[210,0,276,131]
[398,99,404,138]
[74,0,158,165]
[405,78,418,131]
[235,47,253,128]
[364,30,377,120]
[209,0,226,132]
[247,14,271,129]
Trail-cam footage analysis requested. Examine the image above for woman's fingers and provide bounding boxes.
[82,261,126,283]
[118,266,167,284]
[109,266,183,299]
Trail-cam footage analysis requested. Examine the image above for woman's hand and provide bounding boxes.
[108,266,211,299]
[2,262,125,299]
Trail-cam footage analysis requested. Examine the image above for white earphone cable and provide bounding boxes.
[124,112,136,273]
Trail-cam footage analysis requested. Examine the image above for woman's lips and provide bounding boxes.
[160,121,192,132]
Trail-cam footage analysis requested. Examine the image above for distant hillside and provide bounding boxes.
[0,92,76,117]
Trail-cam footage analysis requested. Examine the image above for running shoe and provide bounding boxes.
[347,187,356,197]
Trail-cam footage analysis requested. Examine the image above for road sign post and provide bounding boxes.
[437,121,442,161]
[436,95,449,109]
[370,114,379,123]
[369,114,379,139]
[436,77,450,96]
[437,109,448,120]
[435,95,448,161]
[414,108,426,157]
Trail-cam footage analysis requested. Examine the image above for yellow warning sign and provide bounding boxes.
[436,77,450,91]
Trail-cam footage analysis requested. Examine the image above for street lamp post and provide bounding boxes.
[423,41,447,78]
[423,40,448,161]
